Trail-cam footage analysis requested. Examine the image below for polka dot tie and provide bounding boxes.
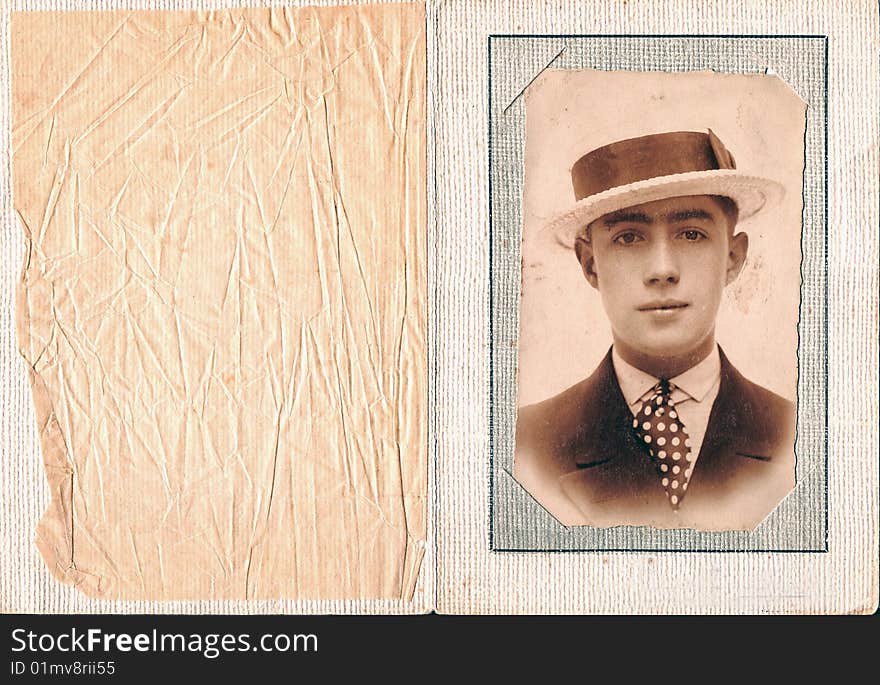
[631,379,695,510]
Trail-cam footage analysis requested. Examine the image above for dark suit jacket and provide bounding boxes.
[513,347,796,530]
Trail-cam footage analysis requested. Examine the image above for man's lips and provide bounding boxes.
[637,301,690,311]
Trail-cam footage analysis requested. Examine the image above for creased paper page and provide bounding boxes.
[12,3,426,601]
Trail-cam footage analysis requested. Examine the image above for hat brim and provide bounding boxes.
[544,169,786,248]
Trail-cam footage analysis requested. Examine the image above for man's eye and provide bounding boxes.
[680,229,706,241]
[613,231,643,245]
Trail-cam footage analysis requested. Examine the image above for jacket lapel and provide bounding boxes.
[562,350,665,505]
[683,348,773,495]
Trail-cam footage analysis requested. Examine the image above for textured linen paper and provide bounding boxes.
[11,3,426,601]
[434,0,877,614]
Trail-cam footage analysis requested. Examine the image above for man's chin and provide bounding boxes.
[622,337,704,363]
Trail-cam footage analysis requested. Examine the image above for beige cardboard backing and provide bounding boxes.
[8,0,427,603]
[434,0,878,613]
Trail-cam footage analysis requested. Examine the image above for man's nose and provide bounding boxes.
[643,240,680,285]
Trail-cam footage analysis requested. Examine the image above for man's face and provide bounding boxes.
[575,195,748,362]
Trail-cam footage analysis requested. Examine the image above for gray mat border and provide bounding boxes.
[488,35,828,553]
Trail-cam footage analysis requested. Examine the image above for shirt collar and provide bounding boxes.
[611,346,721,405]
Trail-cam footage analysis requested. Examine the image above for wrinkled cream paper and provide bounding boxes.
[12,3,426,600]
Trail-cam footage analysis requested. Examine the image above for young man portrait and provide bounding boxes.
[512,128,797,531]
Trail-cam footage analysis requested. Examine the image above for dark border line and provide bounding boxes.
[489,33,827,39]
[488,36,495,552]
[487,34,830,554]
[822,35,830,553]
[491,547,823,554]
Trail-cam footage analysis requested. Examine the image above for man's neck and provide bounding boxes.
[612,334,717,379]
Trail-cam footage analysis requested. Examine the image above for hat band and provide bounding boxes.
[570,130,736,201]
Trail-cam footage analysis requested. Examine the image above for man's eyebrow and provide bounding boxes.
[666,208,716,223]
[602,211,652,227]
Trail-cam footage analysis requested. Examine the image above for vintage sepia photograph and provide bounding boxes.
[512,70,805,532]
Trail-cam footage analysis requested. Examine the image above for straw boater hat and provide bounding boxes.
[547,129,785,248]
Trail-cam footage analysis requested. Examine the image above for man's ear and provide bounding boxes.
[725,231,749,285]
[574,234,599,289]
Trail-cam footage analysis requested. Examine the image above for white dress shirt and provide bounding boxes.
[611,346,721,475]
